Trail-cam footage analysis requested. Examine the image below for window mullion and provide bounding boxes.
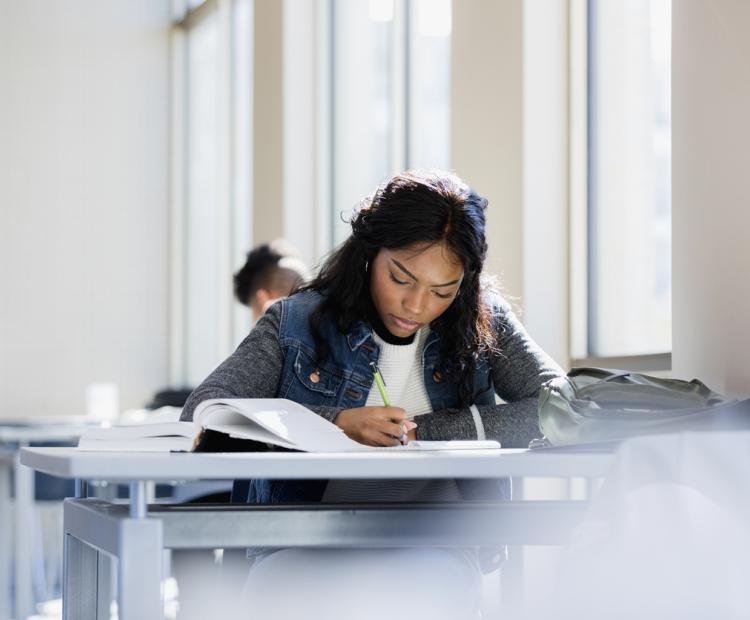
[569,0,589,361]
[390,0,408,173]
[215,0,233,360]
[169,24,188,386]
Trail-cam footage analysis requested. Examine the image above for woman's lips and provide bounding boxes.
[390,315,422,331]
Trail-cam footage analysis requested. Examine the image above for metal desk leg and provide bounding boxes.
[118,482,163,620]
[116,521,163,620]
[62,532,113,620]
[63,532,99,620]
[63,479,94,620]
[501,477,526,617]
[91,483,116,620]
[0,455,11,620]
[62,484,163,620]
[14,442,34,620]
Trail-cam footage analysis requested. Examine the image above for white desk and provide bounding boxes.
[0,422,89,620]
[21,446,615,620]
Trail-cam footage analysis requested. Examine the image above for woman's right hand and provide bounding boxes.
[335,406,416,446]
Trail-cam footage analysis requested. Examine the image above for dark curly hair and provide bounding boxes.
[300,170,499,407]
[234,240,306,307]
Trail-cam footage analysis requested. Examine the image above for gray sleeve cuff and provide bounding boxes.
[414,397,542,448]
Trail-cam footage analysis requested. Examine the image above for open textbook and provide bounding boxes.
[77,398,501,453]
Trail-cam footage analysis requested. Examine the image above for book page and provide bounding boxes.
[77,435,194,452]
[80,421,195,442]
[195,399,362,452]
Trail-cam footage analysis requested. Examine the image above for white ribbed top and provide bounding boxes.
[322,326,462,503]
[365,327,432,419]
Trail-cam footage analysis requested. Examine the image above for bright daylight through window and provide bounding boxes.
[586,0,672,358]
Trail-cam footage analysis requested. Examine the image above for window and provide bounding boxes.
[327,0,451,246]
[571,0,672,364]
[169,0,450,384]
[407,0,451,169]
[170,0,253,386]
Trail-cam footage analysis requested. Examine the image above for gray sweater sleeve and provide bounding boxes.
[180,304,340,424]
[414,305,564,448]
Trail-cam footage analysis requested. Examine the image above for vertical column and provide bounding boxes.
[253,0,284,245]
[521,0,570,365]
[671,0,750,393]
[451,0,524,302]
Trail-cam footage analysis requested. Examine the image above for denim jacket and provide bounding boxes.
[249,290,509,506]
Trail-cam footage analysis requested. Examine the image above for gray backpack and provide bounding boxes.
[537,367,748,446]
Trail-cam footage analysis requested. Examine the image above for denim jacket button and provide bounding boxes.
[309,370,320,383]
[433,370,442,383]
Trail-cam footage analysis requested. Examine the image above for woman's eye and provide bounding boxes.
[389,272,408,285]
[433,291,452,299]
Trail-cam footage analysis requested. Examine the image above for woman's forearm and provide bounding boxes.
[413,398,541,448]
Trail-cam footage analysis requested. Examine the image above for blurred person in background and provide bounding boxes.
[234,239,308,322]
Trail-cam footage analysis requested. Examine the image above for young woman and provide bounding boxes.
[181,170,562,617]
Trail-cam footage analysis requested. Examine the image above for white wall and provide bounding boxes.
[0,0,172,416]
[452,0,524,304]
[671,0,750,395]
[252,0,284,247]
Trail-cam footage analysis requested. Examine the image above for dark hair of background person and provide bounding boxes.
[233,240,306,307]
[298,170,500,408]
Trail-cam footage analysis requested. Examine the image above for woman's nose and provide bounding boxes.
[402,288,426,316]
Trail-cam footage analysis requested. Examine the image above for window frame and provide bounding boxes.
[323,0,452,251]
[169,0,253,386]
[568,0,671,372]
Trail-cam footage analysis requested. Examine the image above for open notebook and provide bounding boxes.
[77,398,500,453]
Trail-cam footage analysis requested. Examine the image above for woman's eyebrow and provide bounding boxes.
[390,259,462,287]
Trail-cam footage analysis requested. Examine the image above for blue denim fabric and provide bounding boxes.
[249,291,510,508]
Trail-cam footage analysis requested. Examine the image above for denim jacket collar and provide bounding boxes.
[345,318,443,354]
[345,320,375,351]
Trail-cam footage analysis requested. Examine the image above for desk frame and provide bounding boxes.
[63,495,588,620]
[21,447,613,620]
